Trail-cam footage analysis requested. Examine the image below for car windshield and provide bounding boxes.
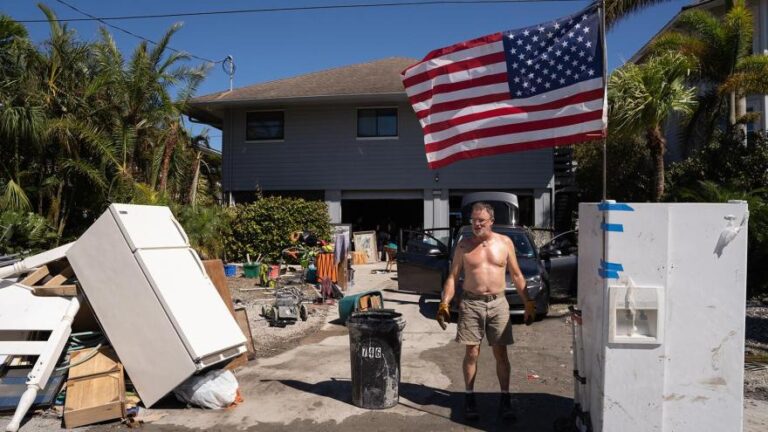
[457,229,536,258]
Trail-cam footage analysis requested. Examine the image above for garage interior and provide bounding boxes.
[341,199,423,246]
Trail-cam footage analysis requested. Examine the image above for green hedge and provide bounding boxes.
[223,197,331,263]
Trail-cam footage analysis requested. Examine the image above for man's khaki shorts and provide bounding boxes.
[456,293,514,346]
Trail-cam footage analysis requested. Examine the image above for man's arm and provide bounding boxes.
[441,242,465,306]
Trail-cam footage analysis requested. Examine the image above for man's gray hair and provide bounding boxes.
[471,202,494,220]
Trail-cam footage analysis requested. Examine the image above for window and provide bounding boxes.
[357,108,398,138]
[246,111,284,141]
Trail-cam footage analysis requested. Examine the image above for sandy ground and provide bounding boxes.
[2,262,767,431]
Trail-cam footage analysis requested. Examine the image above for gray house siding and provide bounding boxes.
[221,101,554,192]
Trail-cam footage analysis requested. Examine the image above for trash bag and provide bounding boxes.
[173,369,239,409]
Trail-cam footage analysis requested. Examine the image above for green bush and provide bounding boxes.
[0,210,59,255]
[174,205,230,260]
[223,197,331,263]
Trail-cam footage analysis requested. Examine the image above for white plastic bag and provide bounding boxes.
[173,369,239,409]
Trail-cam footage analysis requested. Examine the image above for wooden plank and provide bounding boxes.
[20,265,50,286]
[64,347,126,428]
[32,284,77,297]
[203,259,235,316]
[234,308,255,359]
[43,265,74,287]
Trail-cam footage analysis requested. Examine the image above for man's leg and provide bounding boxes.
[491,345,515,420]
[491,344,511,392]
[463,344,481,390]
[463,344,481,420]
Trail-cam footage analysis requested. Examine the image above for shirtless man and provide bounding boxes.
[436,202,535,421]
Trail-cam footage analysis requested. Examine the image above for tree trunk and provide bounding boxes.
[188,151,202,207]
[158,123,178,193]
[646,126,666,202]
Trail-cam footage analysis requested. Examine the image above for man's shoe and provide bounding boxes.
[464,393,479,421]
[498,393,516,421]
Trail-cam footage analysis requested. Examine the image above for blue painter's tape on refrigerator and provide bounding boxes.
[600,260,624,271]
[598,202,635,212]
[601,222,624,232]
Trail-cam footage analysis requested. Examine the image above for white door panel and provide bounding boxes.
[135,248,245,360]
[110,204,188,250]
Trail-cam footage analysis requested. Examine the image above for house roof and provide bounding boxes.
[190,57,419,105]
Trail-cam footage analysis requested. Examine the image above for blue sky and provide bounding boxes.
[6,0,691,148]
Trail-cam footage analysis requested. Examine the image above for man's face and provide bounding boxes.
[470,209,493,237]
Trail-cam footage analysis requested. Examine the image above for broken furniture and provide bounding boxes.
[338,290,385,323]
[63,347,126,428]
[383,246,397,272]
[66,204,247,407]
[0,276,80,432]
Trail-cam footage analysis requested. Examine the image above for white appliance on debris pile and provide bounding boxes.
[573,201,748,432]
[67,204,246,406]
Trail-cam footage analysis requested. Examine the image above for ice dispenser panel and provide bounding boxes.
[608,285,664,345]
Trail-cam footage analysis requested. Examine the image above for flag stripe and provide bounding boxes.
[402,52,506,89]
[423,88,604,135]
[425,110,604,153]
[407,72,509,105]
[427,130,602,169]
[403,40,505,82]
[414,77,603,123]
[403,34,504,77]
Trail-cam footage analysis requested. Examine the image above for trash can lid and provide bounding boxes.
[348,309,405,331]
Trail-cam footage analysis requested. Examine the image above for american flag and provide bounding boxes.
[402,4,606,169]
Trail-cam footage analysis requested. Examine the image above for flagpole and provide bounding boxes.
[599,0,608,201]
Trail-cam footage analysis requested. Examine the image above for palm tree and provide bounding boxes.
[604,0,671,29]
[609,52,698,201]
[649,0,768,150]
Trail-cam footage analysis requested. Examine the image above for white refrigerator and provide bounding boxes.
[574,202,748,432]
[67,204,246,406]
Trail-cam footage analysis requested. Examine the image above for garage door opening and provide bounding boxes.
[342,199,423,248]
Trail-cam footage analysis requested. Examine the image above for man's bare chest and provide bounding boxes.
[463,243,507,269]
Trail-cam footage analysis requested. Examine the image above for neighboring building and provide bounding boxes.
[630,0,768,158]
[186,57,562,236]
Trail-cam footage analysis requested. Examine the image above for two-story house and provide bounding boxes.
[186,57,559,237]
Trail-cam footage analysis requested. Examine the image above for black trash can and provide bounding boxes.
[347,310,406,409]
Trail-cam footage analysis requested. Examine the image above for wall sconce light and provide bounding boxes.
[434,173,440,183]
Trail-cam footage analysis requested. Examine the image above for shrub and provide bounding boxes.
[224,197,331,263]
[0,210,59,255]
[174,205,230,260]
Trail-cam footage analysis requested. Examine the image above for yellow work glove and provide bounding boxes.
[436,302,450,330]
[524,300,536,326]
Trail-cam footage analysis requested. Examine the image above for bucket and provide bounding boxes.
[243,263,260,279]
[268,264,280,280]
[224,264,237,277]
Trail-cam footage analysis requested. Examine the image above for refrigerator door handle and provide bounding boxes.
[170,216,190,245]
[189,249,208,279]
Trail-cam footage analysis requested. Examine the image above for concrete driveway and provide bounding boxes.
[134,264,575,432]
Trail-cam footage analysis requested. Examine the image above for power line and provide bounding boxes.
[52,0,223,64]
[19,0,590,23]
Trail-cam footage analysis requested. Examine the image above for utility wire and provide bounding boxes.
[19,0,590,23]
[53,0,223,64]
